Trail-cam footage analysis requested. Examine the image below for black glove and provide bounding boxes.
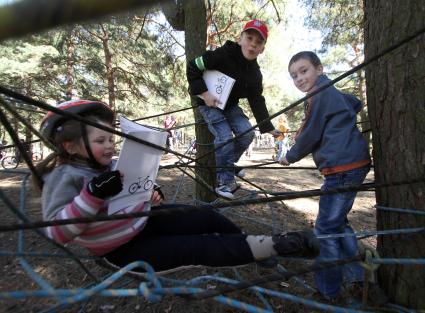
[87,170,123,199]
[153,184,165,200]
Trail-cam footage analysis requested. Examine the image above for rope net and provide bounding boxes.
[0,1,424,312]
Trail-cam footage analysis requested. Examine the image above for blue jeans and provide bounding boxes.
[314,165,370,298]
[198,105,255,185]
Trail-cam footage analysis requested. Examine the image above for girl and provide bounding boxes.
[281,51,371,301]
[37,99,319,272]
[275,114,291,162]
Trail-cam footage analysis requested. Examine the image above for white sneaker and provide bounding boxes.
[235,165,246,178]
[215,183,239,199]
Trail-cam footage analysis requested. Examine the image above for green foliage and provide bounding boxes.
[0,1,298,143]
[301,0,364,95]
[0,39,60,91]
[0,10,188,139]
[301,0,363,49]
[203,0,298,127]
[205,0,287,47]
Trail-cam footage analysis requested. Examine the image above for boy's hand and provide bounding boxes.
[151,184,164,205]
[87,170,123,199]
[268,129,282,138]
[279,157,290,166]
[201,91,221,108]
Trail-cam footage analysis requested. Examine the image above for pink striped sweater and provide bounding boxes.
[42,162,150,256]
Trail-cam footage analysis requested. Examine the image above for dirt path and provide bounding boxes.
[0,149,377,312]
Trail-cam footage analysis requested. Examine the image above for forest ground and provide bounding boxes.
[0,148,378,313]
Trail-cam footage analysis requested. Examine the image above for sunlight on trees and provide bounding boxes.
[0,0,341,148]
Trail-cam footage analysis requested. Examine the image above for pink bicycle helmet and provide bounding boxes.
[40,99,114,143]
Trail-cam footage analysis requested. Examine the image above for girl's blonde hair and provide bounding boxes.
[278,114,288,124]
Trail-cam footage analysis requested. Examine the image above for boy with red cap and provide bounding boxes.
[187,19,280,199]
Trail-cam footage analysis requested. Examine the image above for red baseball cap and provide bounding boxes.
[242,19,268,41]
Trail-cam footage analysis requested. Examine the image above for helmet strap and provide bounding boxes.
[80,122,103,169]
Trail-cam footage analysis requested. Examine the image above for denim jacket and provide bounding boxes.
[286,75,370,172]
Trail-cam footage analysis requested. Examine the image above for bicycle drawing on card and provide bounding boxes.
[128,175,154,194]
[214,75,228,94]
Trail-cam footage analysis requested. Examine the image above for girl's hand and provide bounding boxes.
[279,157,290,166]
[150,184,164,205]
[201,91,221,108]
[269,129,282,138]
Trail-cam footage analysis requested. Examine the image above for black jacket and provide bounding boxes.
[186,40,274,133]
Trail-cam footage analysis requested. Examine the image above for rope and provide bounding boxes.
[4,257,378,313]
[3,164,421,312]
[1,23,421,197]
[0,4,423,312]
[372,258,425,265]
[0,107,43,187]
[160,162,320,171]
[2,147,423,313]
[376,205,425,216]
[0,0,169,41]
[0,20,422,187]
[190,256,363,300]
[187,275,371,313]
[132,105,198,122]
[0,86,197,163]
[0,96,59,164]
[16,175,55,293]
[177,24,425,168]
[0,251,97,260]
[0,176,99,282]
[0,176,423,232]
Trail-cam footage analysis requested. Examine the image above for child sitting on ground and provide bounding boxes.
[36,99,319,272]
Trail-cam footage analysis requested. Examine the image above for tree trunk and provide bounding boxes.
[364,0,425,309]
[161,0,185,31]
[183,1,216,202]
[65,28,75,100]
[101,25,116,111]
[358,69,371,150]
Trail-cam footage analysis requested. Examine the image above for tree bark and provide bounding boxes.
[101,25,116,111]
[161,0,185,31]
[183,1,216,202]
[66,28,75,100]
[358,69,371,150]
[364,0,425,308]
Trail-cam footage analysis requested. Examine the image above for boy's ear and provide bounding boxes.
[237,35,242,45]
[317,64,324,75]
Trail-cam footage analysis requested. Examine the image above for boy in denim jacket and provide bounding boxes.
[281,51,371,301]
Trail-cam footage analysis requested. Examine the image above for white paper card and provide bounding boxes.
[199,70,235,110]
[108,117,168,215]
